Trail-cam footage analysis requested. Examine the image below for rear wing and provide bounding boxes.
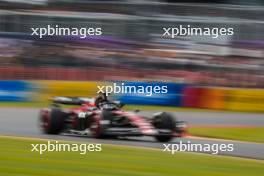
[52,97,94,105]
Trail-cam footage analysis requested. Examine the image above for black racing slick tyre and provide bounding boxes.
[40,108,65,134]
[152,112,176,142]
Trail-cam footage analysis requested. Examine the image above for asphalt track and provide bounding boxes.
[0,108,263,160]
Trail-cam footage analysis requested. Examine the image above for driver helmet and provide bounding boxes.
[95,93,108,107]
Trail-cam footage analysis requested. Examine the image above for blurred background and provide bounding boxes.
[0,0,263,111]
[0,2,263,176]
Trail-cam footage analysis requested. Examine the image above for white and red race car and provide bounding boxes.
[40,96,187,142]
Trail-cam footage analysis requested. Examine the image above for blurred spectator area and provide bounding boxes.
[0,2,263,88]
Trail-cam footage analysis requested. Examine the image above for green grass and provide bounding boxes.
[0,136,263,176]
[190,127,264,143]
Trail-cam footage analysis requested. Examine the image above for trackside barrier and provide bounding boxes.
[114,82,186,106]
[0,80,35,101]
[32,81,186,106]
[34,81,108,101]
[224,89,264,112]
[182,87,226,110]
[182,87,264,112]
[182,87,203,108]
[0,80,263,112]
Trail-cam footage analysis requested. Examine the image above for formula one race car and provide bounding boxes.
[39,95,187,142]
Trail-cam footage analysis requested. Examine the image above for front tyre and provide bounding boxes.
[152,112,175,142]
[89,110,112,138]
[40,108,66,134]
[89,115,102,138]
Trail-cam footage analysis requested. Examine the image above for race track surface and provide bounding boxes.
[0,108,263,160]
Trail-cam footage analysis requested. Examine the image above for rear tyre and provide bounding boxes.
[40,108,66,134]
[152,112,175,142]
